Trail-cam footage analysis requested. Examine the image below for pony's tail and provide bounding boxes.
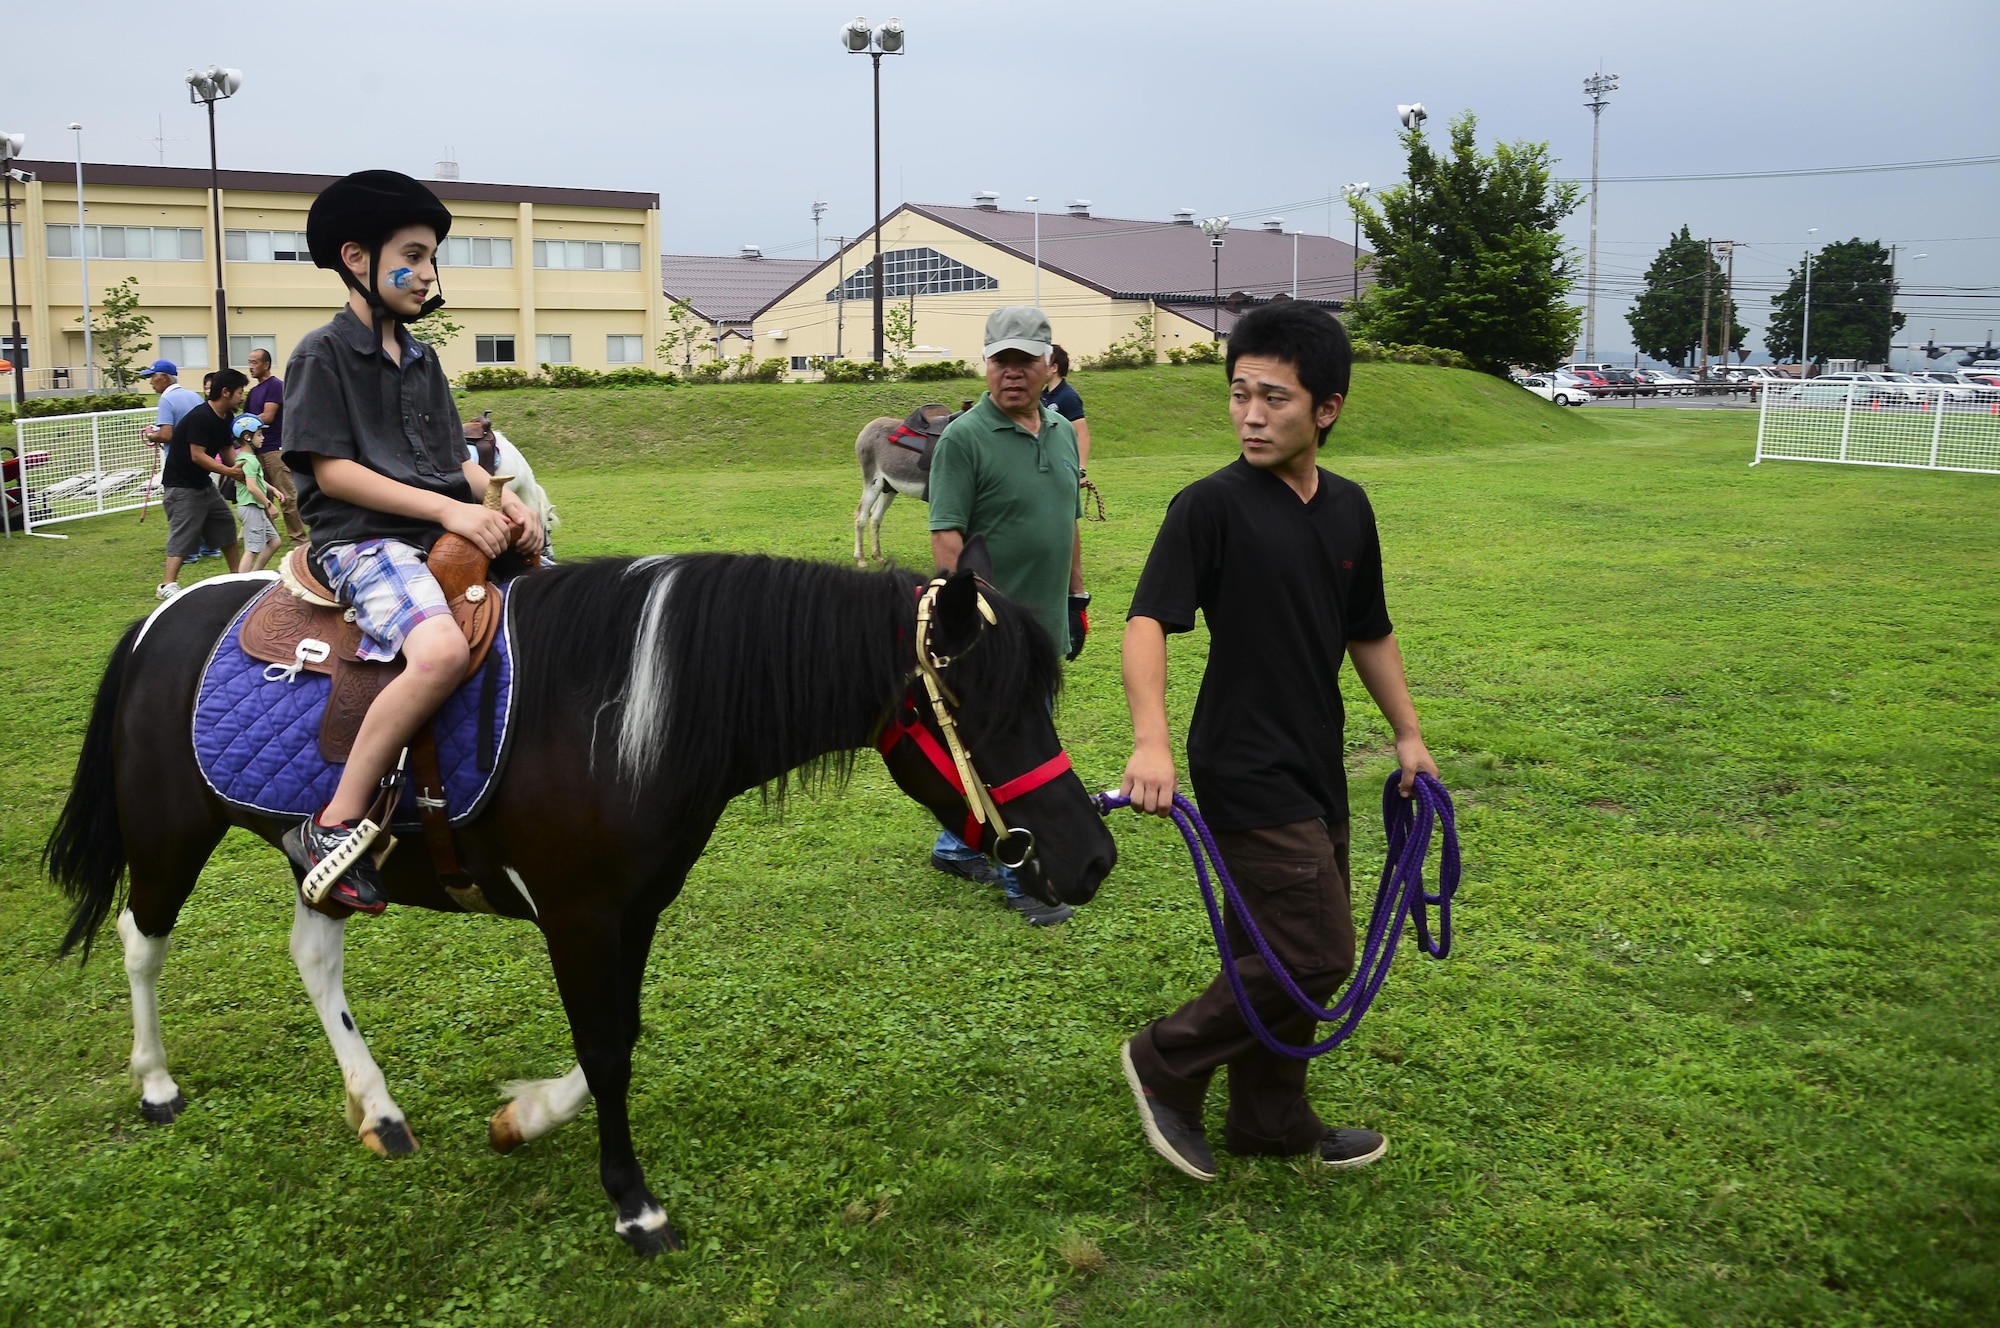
[46,620,141,962]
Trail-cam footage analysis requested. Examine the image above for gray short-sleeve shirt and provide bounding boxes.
[282,306,470,558]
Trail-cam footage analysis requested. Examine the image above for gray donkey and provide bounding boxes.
[853,403,965,565]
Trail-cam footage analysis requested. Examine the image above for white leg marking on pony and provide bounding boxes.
[502,866,540,920]
[496,1064,590,1145]
[118,910,184,1117]
[616,1203,671,1236]
[289,900,415,1154]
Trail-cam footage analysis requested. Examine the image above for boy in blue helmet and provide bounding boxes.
[280,170,542,914]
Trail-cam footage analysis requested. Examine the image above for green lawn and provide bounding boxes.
[0,367,1994,1326]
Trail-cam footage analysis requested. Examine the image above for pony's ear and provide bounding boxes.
[957,533,996,583]
[930,567,985,657]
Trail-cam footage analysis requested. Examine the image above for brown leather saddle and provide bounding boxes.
[239,544,503,763]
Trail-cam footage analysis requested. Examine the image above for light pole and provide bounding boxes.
[1581,71,1620,362]
[1200,217,1229,340]
[1289,227,1300,299]
[812,199,827,260]
[840,17,904,365]
[1342,182,1370,305]
[1,133,24,406]
[1025,195,1040,305]
[186,64,243,367]
[69,124,95,390]
[1900,253,1928,371]
[1715,240,1738,370]
[1801,227,1818,376]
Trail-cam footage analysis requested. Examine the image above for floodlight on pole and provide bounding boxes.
[1201,217,1229,340]
[187,63,243,367]
[1342,182,1371,305]
[1396,103,1426,130]
[1581,71,1620,362]
[70,124,95,391]
[840,17,906,365]
[812,199,827,260]
[1,132,23,406]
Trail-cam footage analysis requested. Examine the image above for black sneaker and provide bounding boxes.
[931,851,1006,887]
[284,815,388,914]
[1121,1039,1216,1181]
[1315,1128,1388,1170]
[1005,893,1073,926]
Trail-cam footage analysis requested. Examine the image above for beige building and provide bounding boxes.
[3,159,661,391]
[747,197,1371,375]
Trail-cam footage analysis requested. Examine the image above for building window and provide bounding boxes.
[224,229,311,263]
[158,335,209,368]
[46,224,203,261]
[828,246,998,302]
[476,334,517,365]
[439,235,514,268]
[228,334,277,367]
[3,224,19,261]
[533,239,642,271]
[789,356,811,372]
[606,335,643,364]
[535,334,572,365]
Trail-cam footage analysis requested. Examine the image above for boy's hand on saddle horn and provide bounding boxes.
[499,491,543,555]
[440,500,514,559]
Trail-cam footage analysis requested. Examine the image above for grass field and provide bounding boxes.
[1,366,1994,1326]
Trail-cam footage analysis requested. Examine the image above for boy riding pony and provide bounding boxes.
[281,170,542,915]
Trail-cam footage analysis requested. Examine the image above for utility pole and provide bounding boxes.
[1716,240,1738,370]
[834,237,846,360]
[1699,237,1713,377]
[1582,71,1620,362]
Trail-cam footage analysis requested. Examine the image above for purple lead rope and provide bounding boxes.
[1094,773,1459,1061]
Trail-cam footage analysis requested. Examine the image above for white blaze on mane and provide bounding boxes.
[616,556,680,785]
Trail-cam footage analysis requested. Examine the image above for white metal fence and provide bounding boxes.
[5,408,159,536]
[1754,380,2000,475]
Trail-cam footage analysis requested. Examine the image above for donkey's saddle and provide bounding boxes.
[885,403,968,477]
[236,546,503,762]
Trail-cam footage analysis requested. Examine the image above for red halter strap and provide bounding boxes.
[878,702,1072,847]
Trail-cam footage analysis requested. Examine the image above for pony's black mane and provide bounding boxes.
[507,553,1060,809]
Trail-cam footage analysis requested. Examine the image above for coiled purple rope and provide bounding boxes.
[1094,773,1459,1061]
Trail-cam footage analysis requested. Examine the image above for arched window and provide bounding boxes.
[828,247,999,301]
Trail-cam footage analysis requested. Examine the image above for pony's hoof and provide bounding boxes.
[616,1211,682,1257]
[489,1100,525,1154]
[140,1092,186,1125]
[361,1118,419,1157]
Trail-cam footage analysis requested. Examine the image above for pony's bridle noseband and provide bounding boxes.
[878,577,1072,872]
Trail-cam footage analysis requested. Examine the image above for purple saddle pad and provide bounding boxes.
[193,591,516,826]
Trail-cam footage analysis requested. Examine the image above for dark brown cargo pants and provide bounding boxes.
[1127,816,1356,1156]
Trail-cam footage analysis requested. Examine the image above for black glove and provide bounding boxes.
[1066,592,1091,662]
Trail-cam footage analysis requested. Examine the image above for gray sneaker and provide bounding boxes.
[1004,892,1072,926]
[1121,1039,1216,1181]
[1315,1128,1388,1170]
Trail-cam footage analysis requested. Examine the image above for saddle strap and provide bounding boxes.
[410,727,498,918]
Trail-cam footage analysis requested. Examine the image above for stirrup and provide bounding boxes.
[300,817,384,905]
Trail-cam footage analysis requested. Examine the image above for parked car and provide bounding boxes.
[1726,365,1791,386]
[1636,369,1695,394]
[1593,366,1655,393]
[1562,368,1612,395]
[1812,372,1921,405]
[1520,375,1590,406]
[1904,371,1979,402]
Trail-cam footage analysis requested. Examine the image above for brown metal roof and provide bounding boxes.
[747,202,1373,320]
[660,253,823,325]
[13,160,658,211]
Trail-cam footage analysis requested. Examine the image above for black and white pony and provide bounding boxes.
[44,541,1115,1254]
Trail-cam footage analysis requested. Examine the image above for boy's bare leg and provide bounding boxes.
[321,615,470,825]
[162,556,186,585]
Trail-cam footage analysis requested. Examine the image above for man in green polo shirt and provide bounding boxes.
[926,305,1089,926]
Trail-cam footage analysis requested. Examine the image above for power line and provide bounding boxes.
[1554,152,2000,185]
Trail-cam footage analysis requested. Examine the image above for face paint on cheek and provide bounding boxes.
[387,267,415,290]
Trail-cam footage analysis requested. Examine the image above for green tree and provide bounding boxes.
[1349,111,1582,374]
[658,297,706,375]
[408,307,464,351]
[1625,226,1746,367]
[883,301,916,376]
[1766,238,1903,366]
[78,277,153,389]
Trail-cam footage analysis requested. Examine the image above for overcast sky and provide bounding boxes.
[10,0,1995,365]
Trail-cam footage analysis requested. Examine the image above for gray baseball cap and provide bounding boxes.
[983,305,1053,359]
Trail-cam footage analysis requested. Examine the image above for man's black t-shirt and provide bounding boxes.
[165,399,232,489]
[1128,457,1392,831]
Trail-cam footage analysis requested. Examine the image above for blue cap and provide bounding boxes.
[140,359,178,378]
[232,414,263,439]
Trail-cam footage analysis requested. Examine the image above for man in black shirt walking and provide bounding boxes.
[1117,301,1438,1181]
[155,368,248,600]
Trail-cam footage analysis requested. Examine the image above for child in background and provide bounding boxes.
[229,415,284,572]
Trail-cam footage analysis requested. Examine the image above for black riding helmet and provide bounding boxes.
[306,170,453,324]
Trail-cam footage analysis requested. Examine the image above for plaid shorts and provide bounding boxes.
[319,538,452,663]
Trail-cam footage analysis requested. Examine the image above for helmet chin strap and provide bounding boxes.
[344,244,447,338]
